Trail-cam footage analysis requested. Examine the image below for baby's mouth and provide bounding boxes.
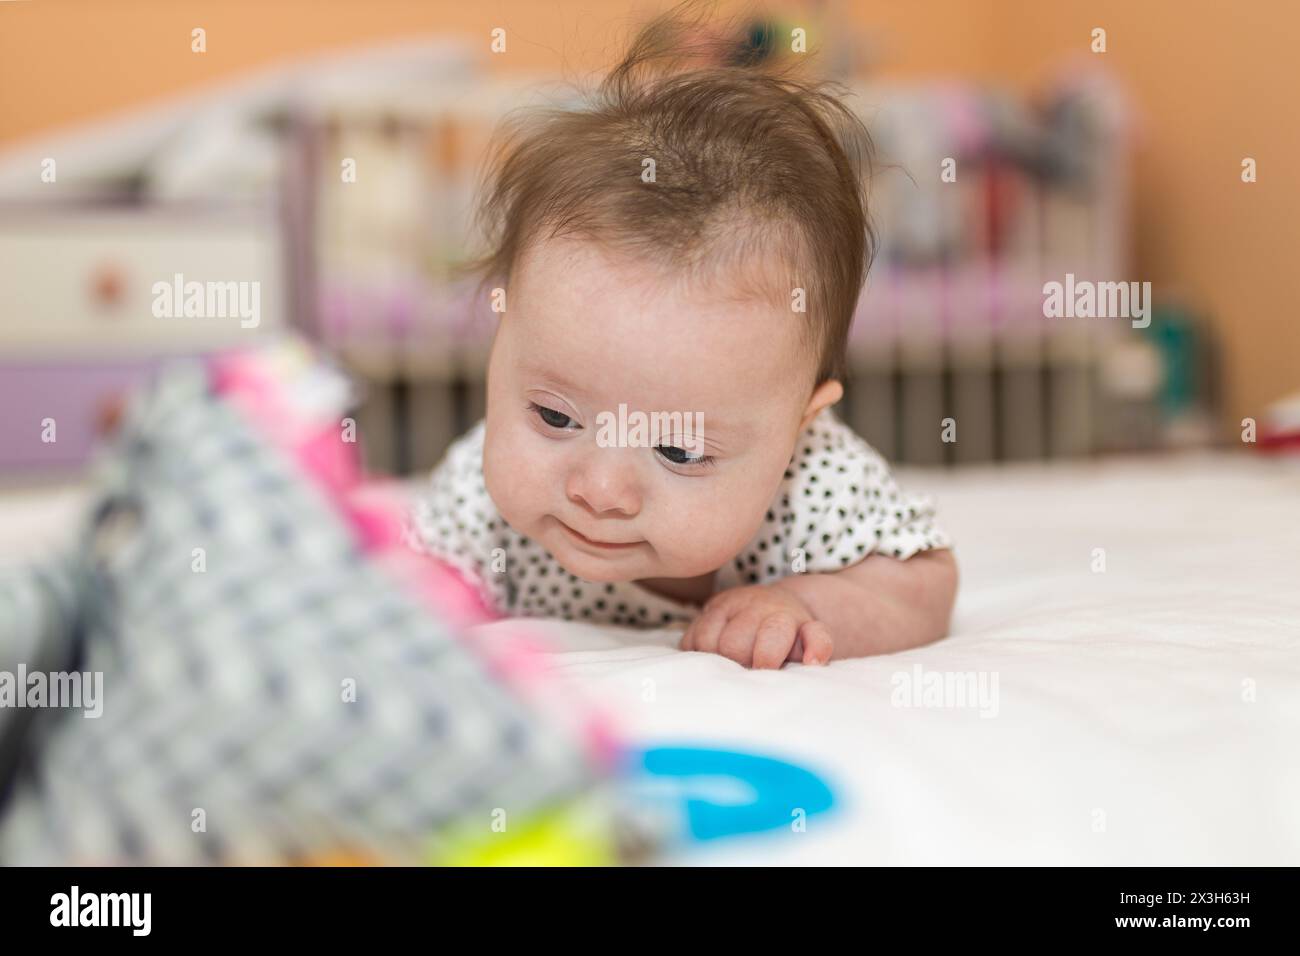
[555,518,643,551]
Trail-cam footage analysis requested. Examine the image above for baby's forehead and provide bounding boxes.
[518,244,805,369]
[506,247,813,429]
[518,231,796,295]
[512,236,815,359]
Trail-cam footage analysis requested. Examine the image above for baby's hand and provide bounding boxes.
[679,582,833,669]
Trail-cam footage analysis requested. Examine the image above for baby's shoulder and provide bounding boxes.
[408,420,502,572]
[721,408,946,587]
[431,419,488,487]
[783,407,894,496]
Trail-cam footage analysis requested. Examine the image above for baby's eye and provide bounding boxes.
[655,445,714,468]
[530,402,578,430]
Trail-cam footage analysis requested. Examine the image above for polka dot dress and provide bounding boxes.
[408,408,951,630]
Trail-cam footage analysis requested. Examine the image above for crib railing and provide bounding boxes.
[329,260,1201,476]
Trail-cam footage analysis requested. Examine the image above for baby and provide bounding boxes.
[411,9,958,668]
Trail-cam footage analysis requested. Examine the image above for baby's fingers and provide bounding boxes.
[716,610,763,667]
[681,606,727,655]
[797,620,834,666]
[752,613,798,670]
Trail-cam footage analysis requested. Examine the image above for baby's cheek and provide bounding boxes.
[483,427,544,531]
[652,482,765,573]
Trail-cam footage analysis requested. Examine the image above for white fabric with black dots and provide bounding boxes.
[408,408,951,629]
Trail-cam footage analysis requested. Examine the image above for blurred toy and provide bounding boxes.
[1256,391,1300,455]
[0,338,615,864]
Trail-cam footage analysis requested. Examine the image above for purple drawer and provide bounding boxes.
[0,358,171,473]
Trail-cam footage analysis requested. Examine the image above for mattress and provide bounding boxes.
[3,452,1297,864]
[475,452,1300,864]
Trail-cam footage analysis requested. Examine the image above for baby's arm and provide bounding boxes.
[775,548,957,659]
[680,548,958,667]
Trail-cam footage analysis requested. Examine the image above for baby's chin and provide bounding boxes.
[498,504,731,585]
[542,526,655,583]
[551,553,640,583]
[546,534,726,586]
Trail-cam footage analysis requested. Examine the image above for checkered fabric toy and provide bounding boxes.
[0,341,618,865]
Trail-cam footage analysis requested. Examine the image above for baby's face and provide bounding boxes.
[482,237,835,585]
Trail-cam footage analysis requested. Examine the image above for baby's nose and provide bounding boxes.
[565,451,641,517]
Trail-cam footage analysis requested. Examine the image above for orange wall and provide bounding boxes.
[2,0,1296,429]
[992,0,1300,436]
[0,0,687,145]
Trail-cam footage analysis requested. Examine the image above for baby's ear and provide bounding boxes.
[799,379,844,432]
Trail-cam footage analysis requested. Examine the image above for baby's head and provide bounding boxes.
[472,8,874,585]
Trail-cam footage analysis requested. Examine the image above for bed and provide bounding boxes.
[3,451,1297,864]
[478,452,1300,864]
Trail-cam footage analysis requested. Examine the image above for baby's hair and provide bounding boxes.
[468,0,875,385]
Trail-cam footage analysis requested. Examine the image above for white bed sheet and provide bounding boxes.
[477,452,1300,864]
